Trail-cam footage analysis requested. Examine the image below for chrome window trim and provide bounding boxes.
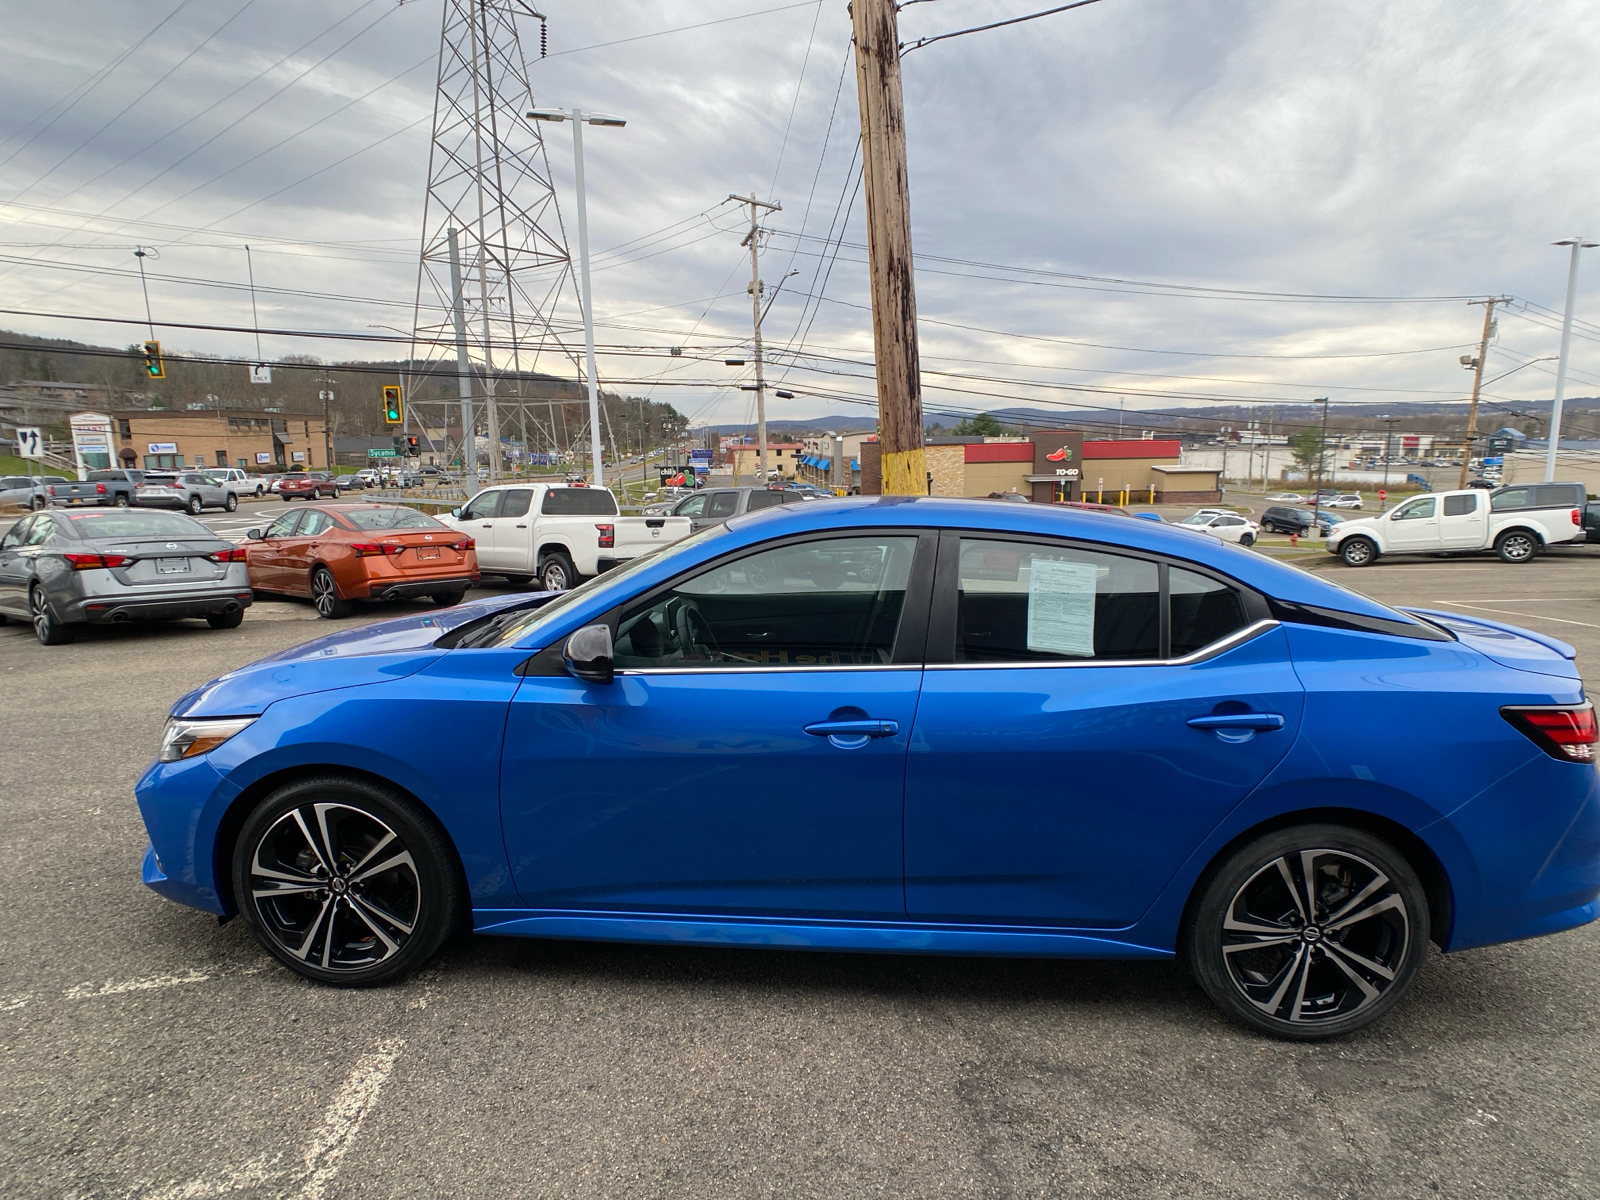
[925,617,1280,671]
[616,663,923,677]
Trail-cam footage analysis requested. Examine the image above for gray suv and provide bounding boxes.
[671,486,805,531]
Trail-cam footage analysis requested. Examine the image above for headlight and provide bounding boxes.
[159,716,256,762]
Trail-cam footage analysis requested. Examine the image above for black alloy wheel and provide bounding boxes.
[1340,537,1376,567]
[1186,825,1426,1040]
[233,776,463,985]
[30,584,75,645]
[311,566,351,619]
[538,552,575,592]
[1495,530,1537,564]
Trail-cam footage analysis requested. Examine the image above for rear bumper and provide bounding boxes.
[71,589,254,623]
[366,575,477,600]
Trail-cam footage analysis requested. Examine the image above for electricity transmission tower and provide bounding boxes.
[409,0,579,482]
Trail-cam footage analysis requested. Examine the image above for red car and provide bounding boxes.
[244,503,479,618]
[277,472,341,501]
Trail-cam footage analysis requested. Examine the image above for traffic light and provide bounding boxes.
[382,385,403,425]
[407,436,419,455]
[142,340,165,379]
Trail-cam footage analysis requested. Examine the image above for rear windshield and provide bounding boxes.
[141,475,178,484]
[340,507,445,531]
[63,511,212,539]
[542,487,618,516]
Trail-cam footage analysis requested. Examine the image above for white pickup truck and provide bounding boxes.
[1326,482,1587,566]
[438,483,692,590]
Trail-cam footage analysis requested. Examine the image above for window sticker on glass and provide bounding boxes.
[1025,558,1098,657]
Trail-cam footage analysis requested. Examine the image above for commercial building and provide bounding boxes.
[89,409,332,473]
[726,442,803,480]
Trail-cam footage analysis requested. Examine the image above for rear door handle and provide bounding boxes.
[805,719,899,738]
[1187,713,1285,732]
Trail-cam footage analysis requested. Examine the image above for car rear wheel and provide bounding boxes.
[30,584,76,645]
[311,566,351,619]
[431,591,465,607]
[231,775,464,986]
[207,609,245,629]
[31,496,44,510]
[187,495,203,515]
[538,552,576,592]
[1495,530,1537,564]
[1240,533,1255,547]
[1184,824,1427,1040]
[1339,537,1377,567]
[114,494,130,508]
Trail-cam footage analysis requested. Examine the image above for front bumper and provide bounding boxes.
[366,575,478,600]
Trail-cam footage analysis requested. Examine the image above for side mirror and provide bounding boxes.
[563,623,614,685]
[246,528,264,540]
[450,507,462,518]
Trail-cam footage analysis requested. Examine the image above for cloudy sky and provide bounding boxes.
[3,0,1600,436]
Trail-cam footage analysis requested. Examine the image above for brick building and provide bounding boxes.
[98,409,332,472]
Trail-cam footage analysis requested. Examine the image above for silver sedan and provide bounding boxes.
[0,508,253,645]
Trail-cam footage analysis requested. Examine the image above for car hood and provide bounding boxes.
[1402,607,1580,681]
[170,592,543,718]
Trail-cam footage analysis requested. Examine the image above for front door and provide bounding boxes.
[500,532,931,918]
[487,487,533,571]
[456,490,504,568]
[1438,491,1488,549]
[904,535,1304,927]
[1384,495,1440,552]
[248,509,304,591]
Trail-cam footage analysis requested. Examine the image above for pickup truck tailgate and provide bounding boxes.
[610,516,692,560]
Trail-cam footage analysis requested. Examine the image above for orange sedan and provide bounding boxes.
[244,503,479,618]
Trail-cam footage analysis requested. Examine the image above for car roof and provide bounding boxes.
[716,496,1402,620]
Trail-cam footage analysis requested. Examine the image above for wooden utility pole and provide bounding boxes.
[1457,297,1509,490]
[732,192,781,483]
[851,0,925,494]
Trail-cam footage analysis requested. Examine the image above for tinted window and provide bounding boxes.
[341,508,445,531]
[1442,493,1478,516]
[1490,488,1528,512]
[707,491,739,518]
[498,489,533,518]
[63,511,210,538]
[1170,568,1250,657]
[1392,497,1435,520]
[542,488,617,516]
[300,511,334,536]
[460,491,500,520]
[1535,484,1583,507]
[955,538,1158,662]
[746,491,784,511]
[24,516,55,546]
[614,536,919,669]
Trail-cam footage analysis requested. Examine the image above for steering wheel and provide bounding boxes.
[673,599,721,662]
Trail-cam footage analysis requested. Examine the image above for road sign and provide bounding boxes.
[15,427,43,459]
[250,363,272,384]
[367,447,399,458]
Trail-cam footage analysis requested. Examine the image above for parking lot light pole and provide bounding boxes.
[1312,398,1330,524]
[1546,238,1598,482]
[528,106,626,488]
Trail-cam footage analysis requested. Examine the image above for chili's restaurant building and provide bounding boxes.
[860,433,1220,504]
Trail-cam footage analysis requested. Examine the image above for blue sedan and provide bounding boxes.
[136,497,1600,1039]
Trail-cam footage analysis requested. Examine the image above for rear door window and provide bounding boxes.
[1169,568,1251,657]
[707,492,739,518]
[746,491,784,511]
[1442,493,1478,516]
[498,489,533,518]
[299,511,334,537]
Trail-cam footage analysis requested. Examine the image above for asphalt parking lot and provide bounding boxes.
[3,500,1599,1197]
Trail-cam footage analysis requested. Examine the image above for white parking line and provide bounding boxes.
[63,968,213,1001]
[297,1038,406,1200]
[1430,601,1600,629]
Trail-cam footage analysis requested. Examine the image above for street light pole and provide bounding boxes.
[529,106,626,489]
[1311,398,1330,524]
[1546,237,1598,482]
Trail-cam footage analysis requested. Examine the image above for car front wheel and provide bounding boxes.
[1339,537,1377,567]
[1184,824,1428,1040]
[1495,530,1537,564]
[232,775,464,986]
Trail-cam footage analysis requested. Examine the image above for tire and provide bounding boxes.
[30,584,76,645]
[206,609,245,629]
[431,591,465,607]
[231,774,464,986]
[1184,824,1428,1040]
[1240,533,1255,547]
[1495,530,1538,564]
[31,496,44,511]
[225,494,238,512]
[282,495,292,502]
[1339,537,1377,567]
[537,552,576,592]
[187,495,203,515]
[311,566,351,619]
[113,494,130,508]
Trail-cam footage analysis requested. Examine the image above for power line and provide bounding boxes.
[901,0,1110,55]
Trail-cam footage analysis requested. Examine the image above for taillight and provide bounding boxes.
[1503,703,1598,762]
[350,542,405,557]
[64,553,130,570]
[596,523,615,549]
[1573,508,1582,526]
[207,547,248,563]
[96,483,107,494]
[450,538,474,552]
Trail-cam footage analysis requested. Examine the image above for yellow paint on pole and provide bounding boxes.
[881,447,927,496]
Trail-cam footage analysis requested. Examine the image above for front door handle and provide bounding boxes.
[805,719,899,738]
[1187,713,1284,732]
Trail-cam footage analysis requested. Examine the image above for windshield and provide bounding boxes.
[471,522,731,648]
[63,510,212,538]
[342,507,445,531]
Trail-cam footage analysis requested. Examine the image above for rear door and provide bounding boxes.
[1439,490,1488,549]
[0,516,35,612]
[275,509,333,594]
[904,533,1304,927]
